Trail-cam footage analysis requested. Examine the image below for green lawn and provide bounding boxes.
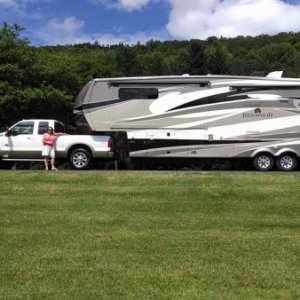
[0,171,299,299]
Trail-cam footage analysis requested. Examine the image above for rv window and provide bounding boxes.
[38,121,49,134]
[119,88,158,100]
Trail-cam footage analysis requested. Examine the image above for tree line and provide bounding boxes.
[1,22,300,130]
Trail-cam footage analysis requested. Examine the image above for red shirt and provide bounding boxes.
[43,133,57,146]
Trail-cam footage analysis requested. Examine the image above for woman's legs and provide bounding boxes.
[51,157,57,170]
[44,157,49,170]
[49,147,57,170]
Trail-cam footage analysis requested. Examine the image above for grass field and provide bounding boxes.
[0,171,299,299]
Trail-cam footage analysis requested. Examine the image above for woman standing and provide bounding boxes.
[42,127,65,170]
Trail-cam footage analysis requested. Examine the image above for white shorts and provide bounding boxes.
[42,145,55,158]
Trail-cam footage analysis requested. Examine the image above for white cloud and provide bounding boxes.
[90,0,151,11]
[166,0,300,39]
[0,0,45,6]
[36,16,165,45]
[118,0,151,10]
[0,0,49,13]
[36,17,86,45]
[89,0,300,41]
[48,16,84,34]
[0,0,17,8]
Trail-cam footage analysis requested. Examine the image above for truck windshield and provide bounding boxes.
[10,121,34,135]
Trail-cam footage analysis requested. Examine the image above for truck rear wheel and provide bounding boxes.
[69,148,92,170]
[253,153,274,171]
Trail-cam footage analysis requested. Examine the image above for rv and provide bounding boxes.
[74,72,300,171]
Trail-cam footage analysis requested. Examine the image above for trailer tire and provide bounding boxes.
[69,148,92,170]
[253,153,274,171]
[276,153,298,171]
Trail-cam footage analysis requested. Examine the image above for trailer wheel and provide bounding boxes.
[276,153,298,171]
[253,153,274,171]
[69,148,92,170]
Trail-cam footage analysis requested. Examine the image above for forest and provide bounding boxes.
[2,22,300,130]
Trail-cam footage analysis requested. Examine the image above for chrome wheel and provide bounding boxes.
[253,153,274,171]
[276,154,298,171]
[72,151,88,168]
[280,156,293,169]
[69,148,91,169]
[257,155,271,169]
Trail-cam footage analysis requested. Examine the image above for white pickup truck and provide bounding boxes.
[0,119,114,169]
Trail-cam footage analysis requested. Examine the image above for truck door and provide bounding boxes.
[6,121,39,158]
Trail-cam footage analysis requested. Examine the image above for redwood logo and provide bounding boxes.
[254,108,261,113]
[243,108,273,118]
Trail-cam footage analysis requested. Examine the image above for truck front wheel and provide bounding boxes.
[69,148,92,170]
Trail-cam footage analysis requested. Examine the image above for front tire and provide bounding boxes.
[276,153,298,171]
[253,153,274,171]
[69,148,92,170]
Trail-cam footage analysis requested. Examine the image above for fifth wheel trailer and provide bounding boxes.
[73,72,300,171]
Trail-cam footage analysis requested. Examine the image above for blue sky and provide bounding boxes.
[1,0,300,45]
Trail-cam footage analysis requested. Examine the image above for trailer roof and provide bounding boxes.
[93,74,300,85]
